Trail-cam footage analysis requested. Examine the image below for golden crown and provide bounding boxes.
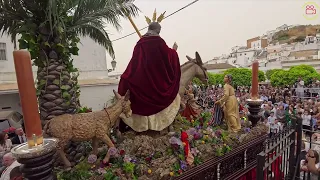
[145,9,166,25]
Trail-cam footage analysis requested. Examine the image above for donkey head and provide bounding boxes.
[113,90,132,118]
[186,52,208,83]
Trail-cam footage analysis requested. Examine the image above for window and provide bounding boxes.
[244,53,247,55]
[239,53,242,56]
[0,43,7,60]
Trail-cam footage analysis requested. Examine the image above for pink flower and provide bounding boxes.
[186,128,197,136]
[123,155,132,163]
[87,154,97,164]
[108,147,118,156]
[190,148,199,156]
[169,137,182,146]
[97,168,107,174]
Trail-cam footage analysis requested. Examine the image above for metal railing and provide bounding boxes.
[257,116,302,180]
[298,117,320,180]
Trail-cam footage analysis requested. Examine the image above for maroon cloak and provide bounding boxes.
[118,36,181,116]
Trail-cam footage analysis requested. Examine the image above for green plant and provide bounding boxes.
[294,36,306,42]
[266,69,282,80]
[270,65,320,87]
[276,32,289,41]
[104,169,119,180]
[123,162,135,175]
[57,169,92,180]
[0,0,139,121]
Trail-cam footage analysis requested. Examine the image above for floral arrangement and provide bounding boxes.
[57,112,258,180]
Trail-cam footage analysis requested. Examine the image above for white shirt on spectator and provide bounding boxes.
[270,122,282,133]
[268,116,276,124]
[297,80,304,93]
[302,114,312,126]
[0,160,20,180]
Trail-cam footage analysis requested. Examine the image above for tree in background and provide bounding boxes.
[266,69,282,80]
[270,65,320,87]
[0,0,139,121]
[193,68,265,87]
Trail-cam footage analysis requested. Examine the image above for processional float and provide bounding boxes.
[9,9,165,180]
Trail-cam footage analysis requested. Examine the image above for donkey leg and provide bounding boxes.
[98,135,115,164]
[91,136,99,155]
[57,140,71,169]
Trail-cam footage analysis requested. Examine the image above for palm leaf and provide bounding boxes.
[145,16,151,24]
[157,11,166,23]
[152,9,157,22]
[75,23,115,59]
[0,0,140,60]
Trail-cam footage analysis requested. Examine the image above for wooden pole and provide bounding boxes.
[127,16,142,38]
[123,8,142,38]
[13,50,43,147]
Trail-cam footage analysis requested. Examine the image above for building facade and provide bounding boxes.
[0,35,118,113]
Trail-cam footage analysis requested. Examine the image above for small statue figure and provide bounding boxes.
[215,74,241,132]
[181,90,202,121]
[44,90,131,169]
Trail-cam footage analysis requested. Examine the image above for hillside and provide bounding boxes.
[271,24,320,44]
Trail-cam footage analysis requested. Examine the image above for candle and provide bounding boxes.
[13,50,43,147]
[251,61,259,100]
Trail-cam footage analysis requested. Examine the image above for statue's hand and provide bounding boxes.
[173,42,178,50]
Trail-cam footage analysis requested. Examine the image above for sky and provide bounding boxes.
[106,0,320,73]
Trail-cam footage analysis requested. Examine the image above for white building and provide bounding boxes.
[231,48,257,67]
[275,24,289,32]
[0,35,118,113]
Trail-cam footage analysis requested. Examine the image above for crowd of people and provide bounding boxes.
[189,77,320,179]
[0,128,26,180]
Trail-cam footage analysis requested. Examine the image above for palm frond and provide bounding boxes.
[157,11,166,23]
[0,0,140,60]
[113,0,140,18]
[152,9,157,22]
[75,23,115,59]
[145,16,151,24]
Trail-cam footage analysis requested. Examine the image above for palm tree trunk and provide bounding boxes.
[37,49,78,122]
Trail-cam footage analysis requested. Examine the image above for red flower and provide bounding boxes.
[145,157,152,162]
[120,149,125,156]
[178,169,183,174]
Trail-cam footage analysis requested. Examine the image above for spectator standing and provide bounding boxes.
[297,77,305,98]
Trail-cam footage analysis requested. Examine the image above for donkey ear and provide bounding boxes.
[124,90,130,101]
[113,90,121,99]
[195,52,203,65]
[186,55,193,61]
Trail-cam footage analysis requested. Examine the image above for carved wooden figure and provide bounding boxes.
[44,90,131,169]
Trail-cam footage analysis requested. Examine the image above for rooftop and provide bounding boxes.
[204,63,236,70]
